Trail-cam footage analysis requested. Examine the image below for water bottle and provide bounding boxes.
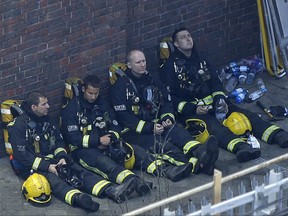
[246,68,256,85]
[238,66,248,84]
[218,68,227,82]
[238,72,247,84]
[256,78,267,93]
[230,62,240,77]
[215,98,228,122]
[248,89,263,101]
[229,88,248,103]
[225,75,238,92]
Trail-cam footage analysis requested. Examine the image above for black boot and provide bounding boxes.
[134,178,153,196]
[272,131,288,148]
[163,162,193,182]
[105,177,137,203]
[192,135,219,175]
[234,142,261,163]
[73,193,99,212]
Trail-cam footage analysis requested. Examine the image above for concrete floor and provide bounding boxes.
[1,71,288,216]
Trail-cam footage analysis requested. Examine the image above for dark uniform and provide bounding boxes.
[60,88,155,190]
[8,101,132,208]
[159,43,288,162]
[110,68,219,176]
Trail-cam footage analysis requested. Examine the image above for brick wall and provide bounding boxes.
[0,0,260,117]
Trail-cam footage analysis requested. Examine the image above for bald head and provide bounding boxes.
[126,50,147,77]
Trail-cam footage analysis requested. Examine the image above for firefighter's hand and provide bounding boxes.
[196,106,209,115]
[48,164,58,175]
[100,134,111,146]
[57,158,66,166]
[154,123,164,134]
[162,119,173,128]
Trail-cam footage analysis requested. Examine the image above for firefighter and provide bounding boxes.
[159,27,288,163]
[110,50,219,177]
[8,91,137,212]
[60,75,155,194]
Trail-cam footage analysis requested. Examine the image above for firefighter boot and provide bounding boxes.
[105,177,138,203]
[272,131,288,148]
[73,193,100,212]
[192,135,219,175]
[134,177,153,196]
[234,142,261,163]
[163,162,193,182]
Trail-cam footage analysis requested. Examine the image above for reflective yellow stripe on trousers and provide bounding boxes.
[92,180,111,196]
[65,189,81,205]
[227,138,245,152]
[262,125,281,142]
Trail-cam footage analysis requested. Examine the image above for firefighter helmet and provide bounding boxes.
[108,141,135,170]
[123,143,135,170]
[223,112,252,135]
[22,173,51,204]
[185,118,209,143]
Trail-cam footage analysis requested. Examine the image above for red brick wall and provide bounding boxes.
[0,0,260,116]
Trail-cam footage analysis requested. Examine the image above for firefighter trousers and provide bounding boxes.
[71,148,136,184]
[123,126,192,166]
[180,104,282,152]
[19,163,112,205]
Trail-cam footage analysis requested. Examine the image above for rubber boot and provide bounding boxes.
[134,178,153,196]
[105,177,138,203]
[272,130,288,148]
[163,162,193,182]
[192,135,219,175]
[73,193,99,212]
[234,142,261,163]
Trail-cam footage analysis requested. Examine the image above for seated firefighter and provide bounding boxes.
[109,50,219,178]
[159,27,288,163]
[60,74,157,197]
[7,91,138,212]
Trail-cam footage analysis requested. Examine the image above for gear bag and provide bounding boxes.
[159,37,174,67]
[1,99,22,155]
[108,62,128,86]
[62,77,83,108]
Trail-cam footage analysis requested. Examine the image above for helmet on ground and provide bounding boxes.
[185,118,209,143]
[108,140,135,170]
[223,112,252,135]
[22,173,51,204]
[123,143,135,170]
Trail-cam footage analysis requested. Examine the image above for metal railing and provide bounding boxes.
[122,153,288,216]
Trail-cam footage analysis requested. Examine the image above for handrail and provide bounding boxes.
[122,153,288,216]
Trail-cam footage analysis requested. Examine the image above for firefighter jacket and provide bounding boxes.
[110,68,175,135]
[60,91,122,151]
[159,46,226,116]
[7,101,67,173]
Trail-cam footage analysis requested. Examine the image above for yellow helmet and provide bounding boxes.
[108,141,135,170]
[185,118,209,143]
[22,173,51,204]
[223,112,252,135]
[123,143,135,170]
